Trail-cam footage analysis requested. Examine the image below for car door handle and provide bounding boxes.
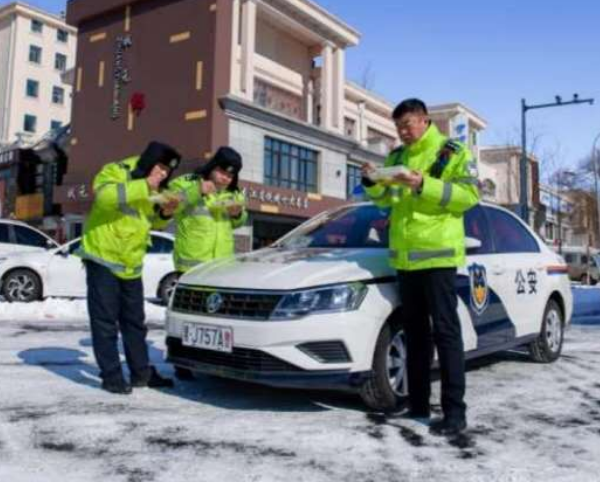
[491,265,506,275]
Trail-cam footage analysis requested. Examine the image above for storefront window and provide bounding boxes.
[264,137,318,193]
[346,164,362,199]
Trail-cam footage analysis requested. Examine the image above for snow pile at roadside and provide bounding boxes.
[0,298,166,324]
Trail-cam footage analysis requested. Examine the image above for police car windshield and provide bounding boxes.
[275,205,390,249]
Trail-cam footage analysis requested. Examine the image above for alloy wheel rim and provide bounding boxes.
[386,330,407,396]
[7,275,35,301]
[545,309,562,352]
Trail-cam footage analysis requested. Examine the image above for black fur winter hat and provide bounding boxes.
[195,147,243,191]
[131,141,181,186]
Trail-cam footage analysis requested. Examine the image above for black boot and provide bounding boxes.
[132,366,174,389]
[429,417,467,436]
[101,378,132,395]
[400,408,431,420]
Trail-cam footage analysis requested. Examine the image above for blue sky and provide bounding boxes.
[23,0,600,175]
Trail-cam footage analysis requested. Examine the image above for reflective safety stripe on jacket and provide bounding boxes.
[168,174,248,273]
[364,123,480,271]
[78,157,169,279]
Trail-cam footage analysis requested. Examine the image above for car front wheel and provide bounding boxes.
[158,272,180,306]
[360,321,408,411]
[529,299,564,363]
[2,269,43,303]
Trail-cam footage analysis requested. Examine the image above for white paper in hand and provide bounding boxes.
[368,165,411,182]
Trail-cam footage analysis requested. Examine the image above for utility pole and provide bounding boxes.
[520,94,594,224]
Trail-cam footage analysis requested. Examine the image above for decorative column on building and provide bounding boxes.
[358,101,368,147]
[240,0,257,100]
[230,0,241,96]
[320,42,334,130]
[332,47,345,134]
[306,79,314,124]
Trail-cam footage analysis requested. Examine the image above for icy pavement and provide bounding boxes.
[0,301,599,482]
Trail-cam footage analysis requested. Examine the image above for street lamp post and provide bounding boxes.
[520,94,594,224]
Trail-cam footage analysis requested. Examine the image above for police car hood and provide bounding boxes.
[179,247,394,290]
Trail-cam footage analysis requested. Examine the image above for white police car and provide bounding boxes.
[165,203,572,410]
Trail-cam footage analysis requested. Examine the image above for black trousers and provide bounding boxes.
[397,268,466,420]
[85,261,150,383]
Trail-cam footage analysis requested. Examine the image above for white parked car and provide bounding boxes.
[165,203,573,410]
[0,219,59,256]
[0,231,178,305]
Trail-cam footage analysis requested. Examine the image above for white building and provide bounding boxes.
[0,2,76,148]
[539,183,575,246]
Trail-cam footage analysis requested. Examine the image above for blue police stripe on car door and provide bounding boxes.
[456,275,516,349]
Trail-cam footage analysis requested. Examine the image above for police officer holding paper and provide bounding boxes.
[78,141,181,394]
[362,99,480,436]
[168,146,247,274]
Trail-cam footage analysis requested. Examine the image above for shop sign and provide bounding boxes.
[111,35,133,120]
[242,187,309,210]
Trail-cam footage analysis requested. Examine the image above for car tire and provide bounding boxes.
[359,320,408,412]
[2,269,42,303]
[158,272,180,306]
[529,299,564,363]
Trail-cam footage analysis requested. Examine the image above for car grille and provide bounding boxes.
[297,341,352,364]
[167,337,303,372]
[171,285,282,320]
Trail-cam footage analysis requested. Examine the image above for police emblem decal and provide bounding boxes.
[205,292,223,314]
[468,263,489,315]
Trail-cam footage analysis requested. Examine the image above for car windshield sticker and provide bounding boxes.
[468,263,489,315]
[515,270,526,295]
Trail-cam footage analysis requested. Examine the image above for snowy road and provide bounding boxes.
[0,300,599,482]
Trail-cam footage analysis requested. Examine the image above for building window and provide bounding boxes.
[50,120,62,132]
[29,45,42,64]
[24,115,37,133]
[26,79,39,98]
[544,222,554,241]
[254,79,302,120]
[57,29,69,43]
[52,86,65,105]
[347,164,362,199]
[55,53,67,72]
[31,19,43,33]
[344,117,357,139]
[264,137,318,193]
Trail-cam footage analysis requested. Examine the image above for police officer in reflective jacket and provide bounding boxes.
[168,146,247,274]
[362,99,480,435]
[79,141,181,394]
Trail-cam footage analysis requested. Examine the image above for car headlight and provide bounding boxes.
[271,283,368,320]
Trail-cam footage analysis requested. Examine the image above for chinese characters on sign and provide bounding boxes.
[515,269,537,295]
[67,184,90,201]
[241,187,309,210]
[111,35,133,120]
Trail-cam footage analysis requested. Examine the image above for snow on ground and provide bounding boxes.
[0,297,599,482]
[0,298,166,324]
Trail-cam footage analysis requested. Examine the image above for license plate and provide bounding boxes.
[182,323,233,353]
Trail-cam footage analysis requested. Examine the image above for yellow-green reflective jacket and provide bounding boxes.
[364,124,480,271]
[78,157,170,280]
[169,174,248,272]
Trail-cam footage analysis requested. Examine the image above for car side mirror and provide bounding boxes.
[465,236,482,251]
[46,239,57,250]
